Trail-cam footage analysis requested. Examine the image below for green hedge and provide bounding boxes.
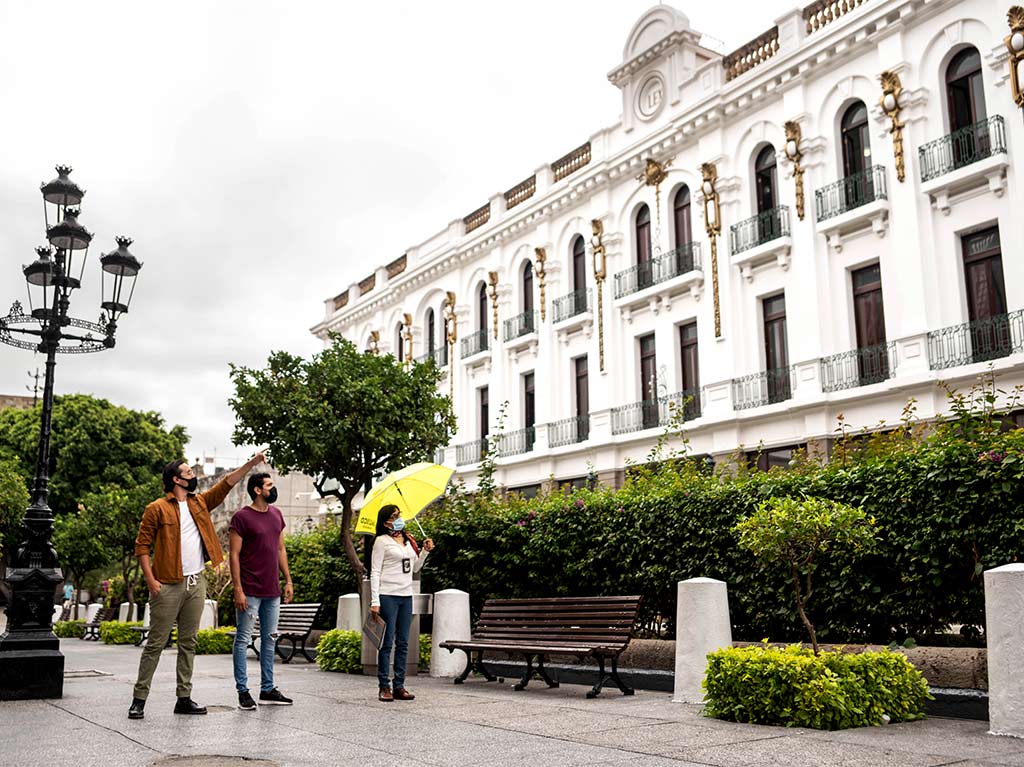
[196,627,235,654]
[54,620,86,638]
[100,620,142,645]
[703,644,931,729]
[316,630,432,673]
[285,520,358,628]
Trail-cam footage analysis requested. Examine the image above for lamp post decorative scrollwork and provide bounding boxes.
[589,219,607,372]
[402,313,413,366]
[784,121,806,220]
[0,165,142,701]
[533,247,547,322]
[880,71,906,182]
[1007,6,1024,112]
[442,291,457,398]
[487,271,499,340]
[700,162,723,338]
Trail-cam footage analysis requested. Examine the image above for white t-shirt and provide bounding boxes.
[369,535,428,607]
[178,500,205,577]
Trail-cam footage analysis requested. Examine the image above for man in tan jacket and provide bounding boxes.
[128,451,265,720]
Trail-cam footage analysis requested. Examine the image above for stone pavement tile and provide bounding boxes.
[669,733,955,767]
[573,720,776,754]
[0,719,160,767]
[495,709,662,738]
[413,735,631,767]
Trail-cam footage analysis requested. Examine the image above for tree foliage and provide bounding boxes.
[0,458,29,553]
[229,334,455,576]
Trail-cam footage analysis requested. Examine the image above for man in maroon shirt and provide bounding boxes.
[229,472,294,710]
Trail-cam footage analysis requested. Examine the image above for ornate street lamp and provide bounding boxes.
[0,165,142,701]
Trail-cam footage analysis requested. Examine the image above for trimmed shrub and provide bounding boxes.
[100,620,142,645]
[419,633,431,670]
[316,629,362,673]
[196,627,235,654]
[54,620,86,638]
[703,643,931,729]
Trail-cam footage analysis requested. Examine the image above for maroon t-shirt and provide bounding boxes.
[229,505,286,598]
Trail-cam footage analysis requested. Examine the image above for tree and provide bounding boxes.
[52,509,112,618]
[0,459,31,596]
[229,334,455,576]
[735,497,876,654]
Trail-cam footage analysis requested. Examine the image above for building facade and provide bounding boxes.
[313,0,1024,491]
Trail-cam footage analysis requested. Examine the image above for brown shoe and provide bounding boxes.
[393,687,415,701]
[378,687,393,702]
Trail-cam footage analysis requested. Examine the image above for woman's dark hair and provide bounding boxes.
[363,504,407,574]
[162,459,187,493]
[246,472,272,500]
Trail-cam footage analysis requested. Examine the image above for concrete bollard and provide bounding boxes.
[118,602,135,622]
[199,599,218,630]
[673,578,732,704]
[337,593,361,631]
[85,603,103,623]
[430,589,470,678]
[985,563,1024,737]
[52,605,62,624]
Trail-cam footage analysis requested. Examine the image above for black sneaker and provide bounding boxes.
[173,697,208,715]
[238,691,257,711]
[128,698,145,720]
[259,688,293,706]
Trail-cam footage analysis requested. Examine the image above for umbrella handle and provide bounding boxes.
[412,517,427,539]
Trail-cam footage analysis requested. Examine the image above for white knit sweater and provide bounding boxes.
[369,534,428,607]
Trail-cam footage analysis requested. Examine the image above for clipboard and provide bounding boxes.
[362,611,387,650]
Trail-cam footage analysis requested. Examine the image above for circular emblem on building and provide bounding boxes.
[637,74,665,120]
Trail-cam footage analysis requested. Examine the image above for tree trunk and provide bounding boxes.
[791,563,818,654]
[123,556,135,621]
[340,494,365,578]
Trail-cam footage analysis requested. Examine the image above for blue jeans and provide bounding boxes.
[377,594,413,690]
[233,596,280,693]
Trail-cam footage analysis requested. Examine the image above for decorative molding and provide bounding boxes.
[442,292,457,398]
[534,247,547,321]
[1006,6,1024,107]
[783,121,805,220]
[700,162,723,338]
[487,271,499,340]
[402,313,413,366]
[590,219,607,373]
[879,70,906,182]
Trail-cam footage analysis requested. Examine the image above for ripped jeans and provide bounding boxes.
[233,596,280,693]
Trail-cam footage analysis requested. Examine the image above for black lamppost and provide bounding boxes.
[0,165,141,700]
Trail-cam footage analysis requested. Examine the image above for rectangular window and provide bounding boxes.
[851,264,889,384]
[478,386,489,442]
[574,356,590,441]
[962,226,1010,362]
[523,372,535,429]
[763,294,790,404]
[747,444,804,472]
[678,322,700,419]
[639,333,658,428]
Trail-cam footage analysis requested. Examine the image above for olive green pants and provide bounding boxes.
[132,572,206,700]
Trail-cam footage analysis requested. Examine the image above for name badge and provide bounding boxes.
[402,558,411,574]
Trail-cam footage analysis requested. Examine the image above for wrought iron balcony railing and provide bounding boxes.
[819,342,896,392]
[455,439,487,466]
[729,206,790,255]
[552,289,591,322]
[460,328,489,359]
[815,165,887,222]
[927,310,1024,370]
[610,388,701,435]
[918,116,1008,183]
[614,243,702,298]
[496,426,536,457]
[732,366,795,410]
[414,345,449,367]
[548,415,590,447]
[503,310,538,342]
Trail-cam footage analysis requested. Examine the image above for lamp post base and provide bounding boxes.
[0,636,64,700]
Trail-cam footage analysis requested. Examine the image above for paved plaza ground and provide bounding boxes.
[2,638,1024,767]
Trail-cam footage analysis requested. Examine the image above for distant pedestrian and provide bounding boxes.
[228,471,294,711]
[61,581,74,609]
[368,504,433,702]
[127,451,266,721]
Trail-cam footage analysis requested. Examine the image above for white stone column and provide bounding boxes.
[673,577,732,704]
[337,593,361,631]
[430,589,471,678]
[985,563,1024,738]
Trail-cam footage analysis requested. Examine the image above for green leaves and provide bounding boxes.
[315,629,363,673]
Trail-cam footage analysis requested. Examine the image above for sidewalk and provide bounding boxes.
[1,639,1022,767]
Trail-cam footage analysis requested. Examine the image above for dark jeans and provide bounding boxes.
[377,594,412,690]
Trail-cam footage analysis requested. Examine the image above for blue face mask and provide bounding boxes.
[391,517,405,532]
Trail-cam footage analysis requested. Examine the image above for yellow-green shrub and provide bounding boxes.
[100,620,142,645]
[196,627,235,654]
[54,620,86,638]
[316,629,362,673]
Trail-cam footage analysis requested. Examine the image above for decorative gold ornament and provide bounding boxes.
[636,157,673,253]
[700,162,723,338]
[590,219,607,372]
[487,271,499,340]
[368,330,380,355]
[1006,6,1024,108]
[783,121,805,221]
[534,247,547,321]
[402,313,413,366]
[879,70,906,182]
[443,291,457,397]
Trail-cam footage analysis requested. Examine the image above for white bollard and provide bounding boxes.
[85,603,103,623]
[673,578,733,704]
[985,563,1024,737]
[430,589,470,678]
[199,599,217,630]
[337,593,361,631]
[142,604,150,627]
[118,602,132,622]
[52,605,63,624]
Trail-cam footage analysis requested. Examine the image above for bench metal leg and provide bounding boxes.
[453,650,498,685]
[586,655,634,699]
[299,640,316,663]
[513,654,536,691]
[512,654,559,691]
[535,655,559,688]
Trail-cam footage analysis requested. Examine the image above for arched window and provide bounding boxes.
[395,322,404,361]
[840,101,871,178]
[426,308,435,354]
[946,48,986,132]
[754,146,778,213]
[635,204,651,265]
[522,261,534,313]
[673,186,692,248]
[477,283,488,334]
[571,235,586,293]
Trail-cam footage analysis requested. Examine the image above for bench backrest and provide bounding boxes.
[473,596,642,652]
[252,603,321,635]
[88,607,118,626]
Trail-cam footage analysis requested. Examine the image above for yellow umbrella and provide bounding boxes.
[355,462,454,536]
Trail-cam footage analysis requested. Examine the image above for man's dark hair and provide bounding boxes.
[247,472,272,500]
[162,459,187,493]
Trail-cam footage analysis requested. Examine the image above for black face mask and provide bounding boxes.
[264,487,278,505]
[180,476,198,493]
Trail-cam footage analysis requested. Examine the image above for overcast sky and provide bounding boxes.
[0,0,795,467]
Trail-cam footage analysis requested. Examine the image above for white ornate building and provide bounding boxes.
[313,0,1024,492]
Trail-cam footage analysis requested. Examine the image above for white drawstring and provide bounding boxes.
[186,573,199,591]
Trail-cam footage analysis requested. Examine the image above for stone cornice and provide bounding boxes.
[607,29,709,86]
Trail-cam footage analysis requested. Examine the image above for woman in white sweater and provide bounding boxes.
[368,504,433,702]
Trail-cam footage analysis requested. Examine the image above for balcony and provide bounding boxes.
[455,439,487,466]
[460,328,489,360]
[503,310,538,343]
[814,166,889,249]
[927,310,1024,370]
[552,288,591,323]
[819,342,896,393]
[729,206,792,282]
[610,388,701,435]
[732,367,795,410]
[496,426,536,457]
[548,415,590,448]
[613,243,703,306]
[414,345,448,367]
[919,116,1009,215]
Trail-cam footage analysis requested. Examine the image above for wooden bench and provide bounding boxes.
[81,607,119,641]
[229,603,323,663]
[129,624,175,647]
[439,595,642,698]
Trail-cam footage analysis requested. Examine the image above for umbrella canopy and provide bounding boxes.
[355,462,454,535]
